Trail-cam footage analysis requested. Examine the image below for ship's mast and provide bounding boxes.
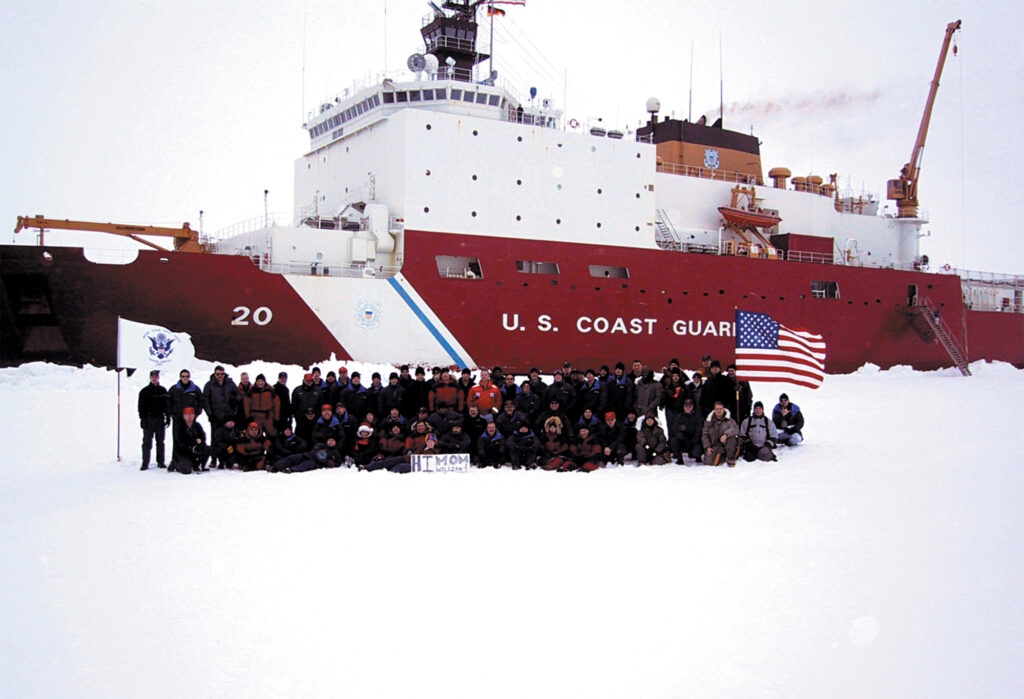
[422,1,490,82]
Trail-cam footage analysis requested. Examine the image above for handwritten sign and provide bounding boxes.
[410,453,471,473]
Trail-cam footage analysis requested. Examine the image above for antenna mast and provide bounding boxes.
[688,40,694,122]
[718,33,724,124]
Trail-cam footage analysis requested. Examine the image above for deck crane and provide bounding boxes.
[887,19,961,218]
[14,215,204,253]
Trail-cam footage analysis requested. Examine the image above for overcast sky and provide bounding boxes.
[2,0,1022,274]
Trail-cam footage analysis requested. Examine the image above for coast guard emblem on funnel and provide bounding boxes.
[145,330,177,364]
[355,301,383,329]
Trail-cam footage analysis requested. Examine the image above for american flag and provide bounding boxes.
[735,310,826,389]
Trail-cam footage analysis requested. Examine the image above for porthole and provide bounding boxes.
[471,211,477,217]
[719,290,725,295]
[556,218,561,224]
[425,169,431,176]
[516,179,522,185]
[596,222,602,228]
[557,184,562,190]
[597,188,603,194]
[517,136,523,142]
[635,193,641,199]
[424,207,430,213]
[473,130,478,136]
[516,215,522,221]
[636,153,641,159]
[426,124,432,130]
[472,174,478,181]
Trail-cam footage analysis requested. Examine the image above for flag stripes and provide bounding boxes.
[735,310,826,389]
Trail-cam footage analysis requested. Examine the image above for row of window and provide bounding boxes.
[311,88,510,139]
[438,255,842,299]
[438,256,628,280]
[310,93,383,138]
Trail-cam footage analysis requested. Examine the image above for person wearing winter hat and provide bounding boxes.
[350,422,379,467]
[739,401,779,462]
[702,401,740,467]
[244,373,280,437]
[636,410,669,465]
[772,394,805,446]
[169,405,209,474]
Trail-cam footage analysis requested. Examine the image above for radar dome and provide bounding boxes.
[646,97,661,114]
[424,54,439,74]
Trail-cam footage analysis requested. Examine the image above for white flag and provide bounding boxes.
[116,317,196,371]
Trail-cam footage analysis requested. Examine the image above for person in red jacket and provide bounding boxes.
[467,369,502,416]
[244,374,280,437]
[428,366,460,413]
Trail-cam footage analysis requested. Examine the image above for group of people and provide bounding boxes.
[138,355,806,474]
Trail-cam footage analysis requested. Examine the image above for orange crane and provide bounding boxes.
[887,19,961,218]
[14,215,204,253]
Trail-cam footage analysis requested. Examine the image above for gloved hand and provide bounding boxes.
[164,415,171,427]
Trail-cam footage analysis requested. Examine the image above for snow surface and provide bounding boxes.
[1,359,1022,698]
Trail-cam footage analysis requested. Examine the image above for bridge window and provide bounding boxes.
[811,280,840,299]
[436,256,483,280]
[516,260,560,275]
[590,265,629,279]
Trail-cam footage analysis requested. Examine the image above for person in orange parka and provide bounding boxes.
[234,421,271,471]
[244,374,280,437]
[466,369,502,416]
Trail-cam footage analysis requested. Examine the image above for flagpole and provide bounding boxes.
[488,2,495,80]
[117,367,122,463]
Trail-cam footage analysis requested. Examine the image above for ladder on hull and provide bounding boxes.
[654,209,683,251]
[905,296,971,376]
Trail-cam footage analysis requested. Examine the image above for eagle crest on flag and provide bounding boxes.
[145,331,177,363]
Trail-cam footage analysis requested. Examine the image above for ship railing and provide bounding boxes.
[206,213,291,244]
[656,161,761,185]
[257,260,401,279]
[945,268,1024,286]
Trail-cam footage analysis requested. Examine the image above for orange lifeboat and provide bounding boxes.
[717,206,782,229]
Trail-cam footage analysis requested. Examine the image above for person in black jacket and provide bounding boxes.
[170,406,209,474]
[270,426,308,467]
[273,372,292,434]
[138,369,170,470]
[168,369,203,455]
[671,398,704,464]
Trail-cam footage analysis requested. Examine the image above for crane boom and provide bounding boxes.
[14,215,203,253]
[887,19,961,218]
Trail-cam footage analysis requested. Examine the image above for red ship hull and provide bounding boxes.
[2,235,1022,373]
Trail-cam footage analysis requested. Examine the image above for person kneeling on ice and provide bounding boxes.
[476,421,507,468]
[506,422,542,469]
[539,416,572,471]
[211,419,243,469]
[772,393,805,446]
[170,406,209,474]
[350,423,380,467]
[234,421,271,471]
[739,401,779,462]
[636,411,670,465]
[702,401,740,467]
[570,424,603,472]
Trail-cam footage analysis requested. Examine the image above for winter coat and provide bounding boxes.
[427,410,460,436]
[772,403,804,436]
[514,391,542,422]
[379,433,408,458]
[138,382,170,420]
[506,430,542,467]
[461,413,488,445]
[350,433,380,466]
[733,378,754,424]
[455,377,476,412]
[637,422,669,459]
[577,379,607,416]
[570,433,604,471]
[495,407,527,437]
[739,414,778,447]
[702,409,740,450]
[273,382,292,429]
[312,415,343,446]
[235,430,270,470]
[634,374,664,416]
[244,386,280,436]
[342,383,373,421]
[400,380,431,418]
[212,423,243,462]
[291,383,322,419]
[438,430,472,454]
[168,381,203,419]
[172,419,207,462]
[271,432,308,462]
[308,443,343,468]
[543,381,576,414]
[700,372,737,418]
[468,382,503,416]
[540,432,571,470]
[662,381,692,413]
[605,374,635,419]
[377,382,405,416]
[534,408,571,436]
[203,376,240,424]
[673,409,704,447]
[476,430,507,466]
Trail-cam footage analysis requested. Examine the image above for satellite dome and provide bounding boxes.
[646,97,661,114]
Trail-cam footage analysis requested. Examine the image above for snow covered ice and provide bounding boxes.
[1,360,1022,698]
